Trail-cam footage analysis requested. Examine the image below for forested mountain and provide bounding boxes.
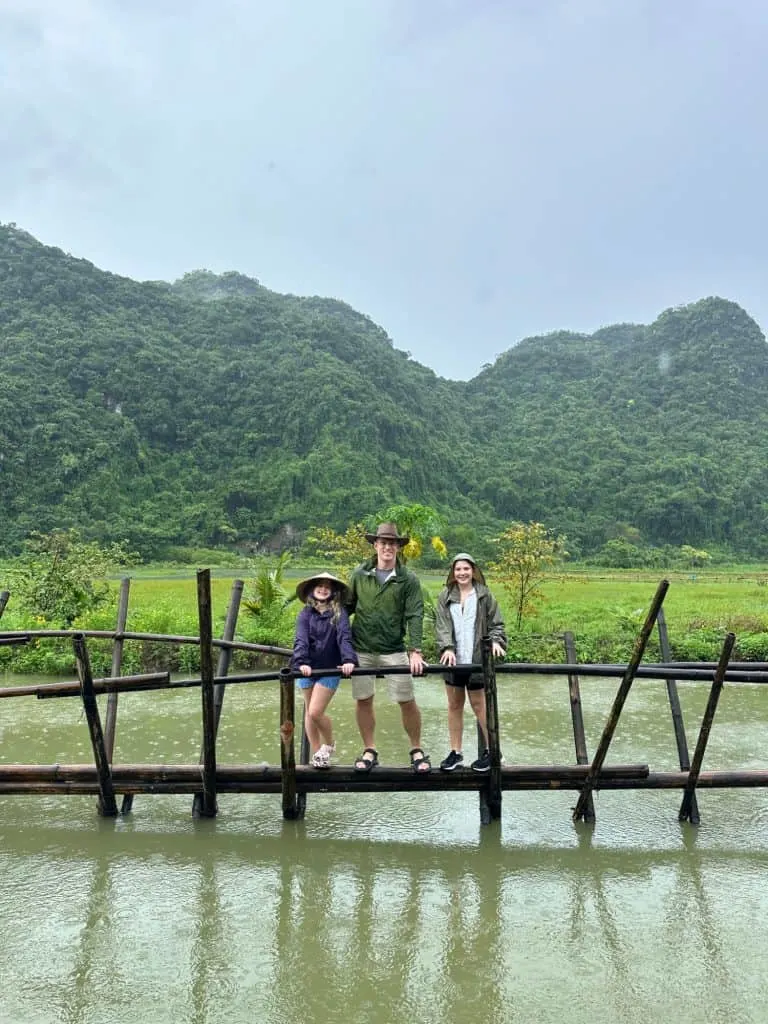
[465,301,768,555]
[2,223,768,558]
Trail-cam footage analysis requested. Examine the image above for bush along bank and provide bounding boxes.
[3,609,768,677]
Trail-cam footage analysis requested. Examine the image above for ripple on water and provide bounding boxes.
[2,672,768,1024]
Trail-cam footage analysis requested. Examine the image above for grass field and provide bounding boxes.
[3,564,768,675]
[108,564,768,659]
[17,564,768,639]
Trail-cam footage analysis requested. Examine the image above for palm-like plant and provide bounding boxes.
[243,551,296,618]
[372,503,447,563]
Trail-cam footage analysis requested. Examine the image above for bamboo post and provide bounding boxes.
[279,667,299,819]
[656,607,699,824]
[481,636,502,821]
[195,570,217,818]
[296,704,310,819]
[564,632,594,822]
[192,579,243,817]
[212,579,244,734]
[106,578,134,814]
[679,632,735,823]
[0,591,9,620]
[72,634,118,817]
[104,577,131,762]
[572,579,669,821]
[478,713,490,825]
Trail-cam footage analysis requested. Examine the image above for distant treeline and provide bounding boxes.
[2,222,768,559]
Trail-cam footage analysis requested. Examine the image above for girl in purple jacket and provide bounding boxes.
[291,572,358,768]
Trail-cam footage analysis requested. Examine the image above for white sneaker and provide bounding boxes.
[311,743,335,769]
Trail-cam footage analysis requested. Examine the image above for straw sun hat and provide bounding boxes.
[295,571,349,604]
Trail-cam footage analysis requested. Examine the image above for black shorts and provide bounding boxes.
[444,669,484,691]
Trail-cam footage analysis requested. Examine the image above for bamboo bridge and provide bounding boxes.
[2,575,768,826]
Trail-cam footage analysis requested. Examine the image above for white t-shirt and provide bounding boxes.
[449,589,477,664]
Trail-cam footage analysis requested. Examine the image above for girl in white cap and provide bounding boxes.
[291,572,358,768]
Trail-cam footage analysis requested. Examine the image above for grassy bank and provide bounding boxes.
[2,567,768,676]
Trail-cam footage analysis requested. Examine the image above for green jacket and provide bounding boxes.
[435,582,506,681]
[347,557,424,655]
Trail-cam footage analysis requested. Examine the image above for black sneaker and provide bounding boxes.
[471,749,491,773]
[440,750,464,772]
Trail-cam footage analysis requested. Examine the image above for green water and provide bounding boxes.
[1,672,768,1024]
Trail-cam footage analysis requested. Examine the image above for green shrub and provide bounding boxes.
[734,633,768,661]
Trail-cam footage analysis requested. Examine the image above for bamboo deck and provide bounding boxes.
[2,575,768,827]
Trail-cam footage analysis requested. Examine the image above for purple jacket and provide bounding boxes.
[291,605,358,674]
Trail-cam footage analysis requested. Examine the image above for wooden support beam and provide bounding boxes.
[477,713,490,826]
[297,703,310,819]
[104,578,132,814]
[679,632,735,823]
[213,579,244,733]
[192,578,243,817]
[656,607,698,823]
[31,673,170,699]
[0,591,10,620]
[104,577,131,763]
[279,668,299,819]
[0,636,29,647]
[481,636,502,821]
[195,569,217,818]
[72,634,118,817]
[572,579,669,822]
[4,649,768,694]
[564,631,594,822]
[0,761,652,793]
[0,626,291,658]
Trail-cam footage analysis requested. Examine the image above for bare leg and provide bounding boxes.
[308,684,335,748]
[400,698,430,771]
[445,684,467,751]
[468,689,489,748]
[301,686,321,753]
[399,698,422,750]
[355,694,376,751]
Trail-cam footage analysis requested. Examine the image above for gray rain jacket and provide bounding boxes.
[435,583,506,684]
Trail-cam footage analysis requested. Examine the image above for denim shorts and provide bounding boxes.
[297,675,341,691]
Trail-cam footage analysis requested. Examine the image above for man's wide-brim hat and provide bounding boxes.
[364,521,410,545]
[448,552,486,585]
[295,572,349,604]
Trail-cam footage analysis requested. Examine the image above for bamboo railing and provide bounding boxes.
[2,576,768,827]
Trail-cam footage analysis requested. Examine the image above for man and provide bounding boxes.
[346,522,430,773]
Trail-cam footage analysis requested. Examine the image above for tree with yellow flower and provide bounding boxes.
[307,504,447,579]
[373,504,447,563]
[306,522,371,580]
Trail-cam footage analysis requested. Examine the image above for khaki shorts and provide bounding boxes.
[351,651,415,703]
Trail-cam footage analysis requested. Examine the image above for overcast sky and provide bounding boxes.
[2,0,767,380]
